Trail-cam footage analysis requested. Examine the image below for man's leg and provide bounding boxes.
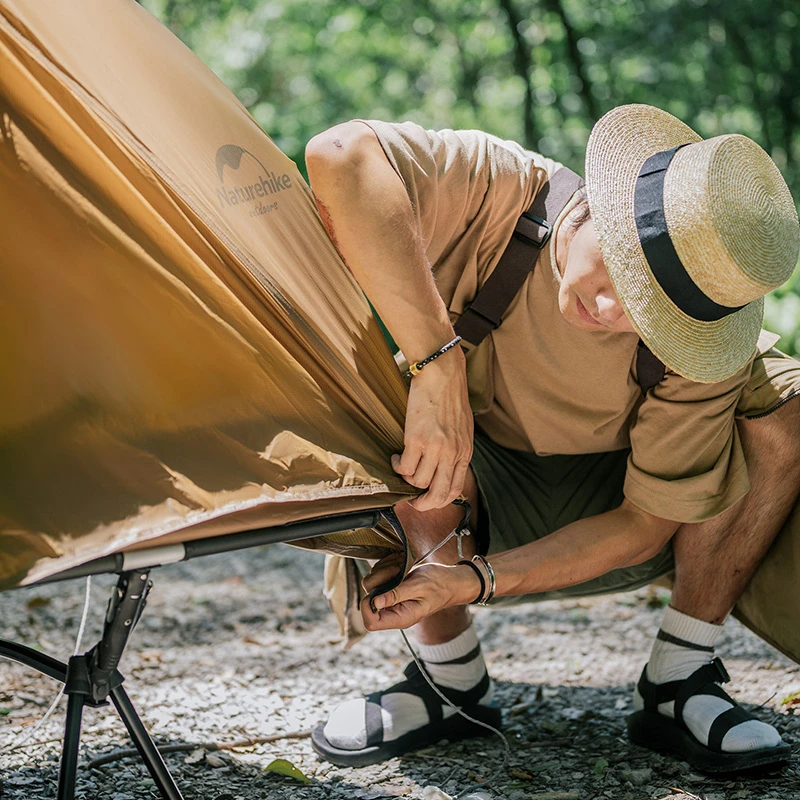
[633,398,800,767]
[313,469,498,765]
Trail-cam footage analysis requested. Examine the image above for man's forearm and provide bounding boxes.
[487,500,680,600]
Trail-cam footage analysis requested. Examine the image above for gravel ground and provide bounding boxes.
[1,543,799,800]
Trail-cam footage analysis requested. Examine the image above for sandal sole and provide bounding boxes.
[311,704,502,767]
[627,710,792,774]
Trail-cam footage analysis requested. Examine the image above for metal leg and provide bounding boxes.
[1,572,185,800]
[57,692,85,800]
[110,686,184,800]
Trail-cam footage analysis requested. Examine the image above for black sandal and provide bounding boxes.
[627,657,791,773]
[311,657,501,767]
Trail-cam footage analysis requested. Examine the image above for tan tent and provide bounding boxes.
[0,0,414,591]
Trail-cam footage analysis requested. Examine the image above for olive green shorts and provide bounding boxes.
[469,428,675,607]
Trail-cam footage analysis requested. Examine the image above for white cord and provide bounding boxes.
[412,523,471,566]
[400,628,510,800]
[397,514,509,795]
[0,576,92,755]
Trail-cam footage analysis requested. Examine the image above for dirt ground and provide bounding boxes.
[1,543,798,800]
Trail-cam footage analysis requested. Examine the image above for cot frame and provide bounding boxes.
[0,507,406,800]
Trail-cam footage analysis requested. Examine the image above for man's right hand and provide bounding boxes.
[392,346,473,512]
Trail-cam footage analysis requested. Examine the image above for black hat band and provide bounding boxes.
[633,145,745,322]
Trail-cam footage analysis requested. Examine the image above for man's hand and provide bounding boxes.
[361,559,479,631]
[393,348,473,512]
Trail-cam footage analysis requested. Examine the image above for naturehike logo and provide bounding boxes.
[214,144,293,217]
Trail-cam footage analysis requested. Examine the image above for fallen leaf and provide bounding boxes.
[262,757,311,784]
[205,753,226,768]
[780,690,800,707]
[509,768,536,781]
[25,596,51,610]
[593,757,609,775]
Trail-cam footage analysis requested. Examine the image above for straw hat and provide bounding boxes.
[585,104,800,383]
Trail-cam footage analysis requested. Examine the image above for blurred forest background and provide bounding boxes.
[140,0,800,353]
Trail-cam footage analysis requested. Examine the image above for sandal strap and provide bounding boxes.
[637,657,731,715]
[399,660,492,708]
[638,657,760,755]
[636,666,684,711]
[673,657,731,726]
[432,644,483,666]
[363,660,491,746]
[707,704,757,751]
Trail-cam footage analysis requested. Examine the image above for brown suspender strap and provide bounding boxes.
[454,166,585,346]
[635,342,666,395]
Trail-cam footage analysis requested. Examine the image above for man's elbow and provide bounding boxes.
[305,121,377,184]
[621,500,680,565]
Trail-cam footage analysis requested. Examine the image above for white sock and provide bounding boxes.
[323,624,493,750]
[634,606,781,753]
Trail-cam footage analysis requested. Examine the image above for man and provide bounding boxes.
[304,105,800,773]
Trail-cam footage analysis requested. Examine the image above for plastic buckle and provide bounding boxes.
[710,656,731,684]
[513,212,552,248]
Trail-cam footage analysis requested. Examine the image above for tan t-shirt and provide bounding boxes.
[364,120,770,524]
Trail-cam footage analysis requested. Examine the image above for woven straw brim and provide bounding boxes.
[585,105,766,383]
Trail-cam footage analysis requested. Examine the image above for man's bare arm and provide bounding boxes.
[362,500,681,629]
[306,121,473,511]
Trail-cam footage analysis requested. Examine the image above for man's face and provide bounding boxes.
[557,219,636,334]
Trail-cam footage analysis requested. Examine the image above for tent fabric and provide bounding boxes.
[0,0,414,591]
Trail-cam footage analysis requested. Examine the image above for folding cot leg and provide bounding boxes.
[57,690,86,800]
[111,685,184,800]
[0,571,185,800]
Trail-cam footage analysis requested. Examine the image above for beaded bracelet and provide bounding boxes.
[457,559,485,605]
[406,335,463,378]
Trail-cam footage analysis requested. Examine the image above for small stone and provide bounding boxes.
[623,767,652,786]
[561,706,590,721]
[184,748,206,764]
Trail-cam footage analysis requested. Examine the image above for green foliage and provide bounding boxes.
[140,0,800,353]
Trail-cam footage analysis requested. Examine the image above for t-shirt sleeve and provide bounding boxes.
[358,120,558,308]
[624,364,752,523]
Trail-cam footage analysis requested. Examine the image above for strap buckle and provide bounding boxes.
[710,656,731,684]
[513,212,552,248]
